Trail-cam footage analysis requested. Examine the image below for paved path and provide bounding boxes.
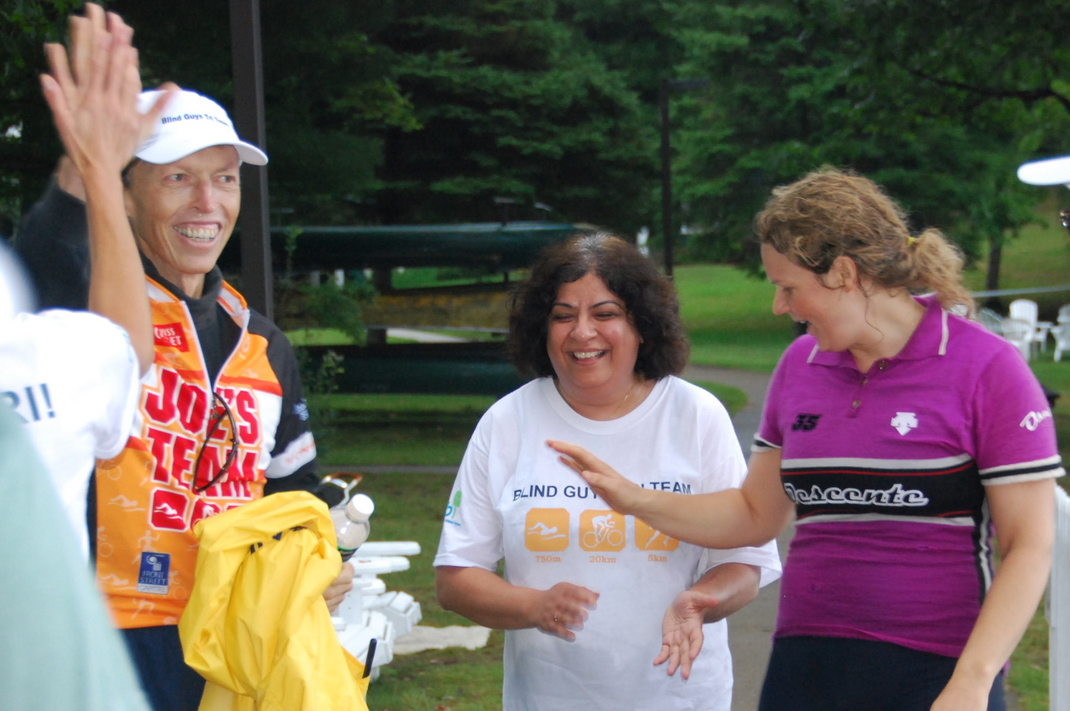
[386,327,468,344]
[683,364,786,711]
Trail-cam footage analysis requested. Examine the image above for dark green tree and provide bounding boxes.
[106,0,416,225]
[373,0,657,233]
[1,0,414,230]
[560,0,684,103]
[6,0,1069,269]
[840,0,1070,289]
[0,0,81,234]
[666,0,1070,286]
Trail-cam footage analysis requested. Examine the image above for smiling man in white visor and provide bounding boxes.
[16,82,352,711]
[122,89,267,299]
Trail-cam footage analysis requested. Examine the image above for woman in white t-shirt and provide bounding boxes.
[434,232,781,711]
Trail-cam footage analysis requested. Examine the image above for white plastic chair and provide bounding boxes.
[977,308,1004,336]
[1009,298,1053,353]
[1000,318,1033,361]
[1054,323,1070,362]
[1054,305,1070,362]
[1009,298,1038,327]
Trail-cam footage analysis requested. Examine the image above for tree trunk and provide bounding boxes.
[984,237,1003,311]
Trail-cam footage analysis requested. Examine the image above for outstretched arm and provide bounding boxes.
[39,3,174,374]
[548,441,793,549]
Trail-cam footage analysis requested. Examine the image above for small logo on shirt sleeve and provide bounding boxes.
[1020,409,1052,431]
[444,490,462,527]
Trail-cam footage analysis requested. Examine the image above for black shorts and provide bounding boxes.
[758,636,1006,711]
[122,625,206,711]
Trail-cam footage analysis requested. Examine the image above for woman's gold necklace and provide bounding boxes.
[613,379,641,417]
[556,377,644,419]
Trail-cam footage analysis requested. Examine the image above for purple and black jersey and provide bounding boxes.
[755,297,1063,657]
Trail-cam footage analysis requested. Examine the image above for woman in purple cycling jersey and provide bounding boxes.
[551,167,1063,711]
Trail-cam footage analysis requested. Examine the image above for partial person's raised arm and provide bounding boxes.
[38,3,174,374]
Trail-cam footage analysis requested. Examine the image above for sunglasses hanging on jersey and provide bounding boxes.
[193,391,239,493]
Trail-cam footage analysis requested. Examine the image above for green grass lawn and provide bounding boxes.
[674,263,797,371]
[311,382,746,468]
[311,393,495,467]
[964,196,1070,317]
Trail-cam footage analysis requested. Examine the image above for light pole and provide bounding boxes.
[659,78,709,278]
[229,0,273,319]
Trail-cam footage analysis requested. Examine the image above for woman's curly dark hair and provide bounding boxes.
[508,231,689,380]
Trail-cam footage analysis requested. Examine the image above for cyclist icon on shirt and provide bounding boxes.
[580,510,626,552]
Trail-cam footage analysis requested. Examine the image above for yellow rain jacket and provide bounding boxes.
[178,491,370,711]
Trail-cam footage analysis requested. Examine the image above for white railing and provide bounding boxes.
[1050,486,1070,710]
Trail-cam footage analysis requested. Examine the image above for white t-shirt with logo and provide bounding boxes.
[0,310,141,559]
[435,376,782,711]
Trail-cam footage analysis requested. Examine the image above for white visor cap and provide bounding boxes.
[135,89,268,166]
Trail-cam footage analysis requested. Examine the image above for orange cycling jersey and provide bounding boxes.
[95,277,316,628]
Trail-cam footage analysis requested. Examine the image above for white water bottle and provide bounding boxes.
[332,493,374,561]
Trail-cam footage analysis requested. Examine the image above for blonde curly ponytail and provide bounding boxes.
[755,167,974,314]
